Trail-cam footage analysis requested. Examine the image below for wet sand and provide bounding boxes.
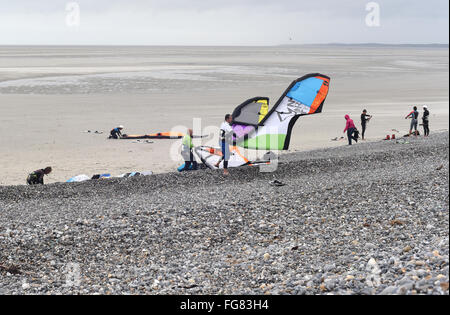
[0,45,448,185]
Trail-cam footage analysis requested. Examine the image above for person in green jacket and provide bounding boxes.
[180,129,198,171]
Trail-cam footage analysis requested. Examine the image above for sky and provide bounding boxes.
[0,0,448,46]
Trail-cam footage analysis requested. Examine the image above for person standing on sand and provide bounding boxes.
[215,114,236,175]
[405,106,419,137]
[360,109,372,140]
[422,105,430,137]
[181,129,198,171]
[344,115,358,145]
[27,167,52,185]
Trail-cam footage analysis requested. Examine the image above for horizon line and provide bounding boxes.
[0,43,448,48]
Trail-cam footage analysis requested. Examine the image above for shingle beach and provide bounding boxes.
[1,133,448,295]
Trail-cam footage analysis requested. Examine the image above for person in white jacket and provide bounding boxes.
[215,114,236,175]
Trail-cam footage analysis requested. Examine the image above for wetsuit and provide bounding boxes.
[27,169,46,185]
[361,113,371,139]
[110,128,122,139]
[181,134,198,171]
[423,109,430,136]
[217,122,235,169]
[407,110,419,132]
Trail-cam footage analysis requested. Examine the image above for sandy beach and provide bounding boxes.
[0,45,449,185]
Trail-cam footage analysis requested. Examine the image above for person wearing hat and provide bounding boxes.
[422,105,430,137]
[27,167,52,185]
[360,109,372,140]
[109,125,124,139]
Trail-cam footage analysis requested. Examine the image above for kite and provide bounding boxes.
[198,73,331,169]
[108,74,330,171]
[233,73,330,151]
[121,132,207,140]
[194,145,271,170]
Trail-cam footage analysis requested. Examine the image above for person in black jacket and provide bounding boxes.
[360,109,372,140]
[422,105,430,137]
[27,167,52,185]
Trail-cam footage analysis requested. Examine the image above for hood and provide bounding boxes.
[345,115,350,120]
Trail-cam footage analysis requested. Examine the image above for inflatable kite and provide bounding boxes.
[110,74,330,171]
[121,132,207,140]
[233,73,330,150]
[198,73,331,169]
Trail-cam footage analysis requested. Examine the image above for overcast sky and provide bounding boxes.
[0,0,448,45]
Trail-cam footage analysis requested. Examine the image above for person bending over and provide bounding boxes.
[181,129,198,171]
[109,125,124,139]
[27,167,52,185]
[344,115,358,145]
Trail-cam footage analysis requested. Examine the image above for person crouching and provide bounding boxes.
[27,167,52,185]
[109,125,124,139]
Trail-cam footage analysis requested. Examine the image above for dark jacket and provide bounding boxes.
[423,109,430,122]
[28,169,45,184]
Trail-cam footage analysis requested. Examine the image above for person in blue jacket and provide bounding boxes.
[109,125,124,139]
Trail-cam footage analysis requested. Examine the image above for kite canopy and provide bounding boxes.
[121,132,207,140]
[194,145,269,170]
[194,146,250,169]
[232,97,270,127]
[233,73,330,151]
[122,132,186,140]
[66,175,91,183]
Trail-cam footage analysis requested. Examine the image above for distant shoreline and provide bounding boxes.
[0,43,448,48]
[280,43,449,48]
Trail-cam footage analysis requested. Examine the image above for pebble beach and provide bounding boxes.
[0,132,448,295]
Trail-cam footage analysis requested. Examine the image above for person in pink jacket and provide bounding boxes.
[344,115,359,145]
